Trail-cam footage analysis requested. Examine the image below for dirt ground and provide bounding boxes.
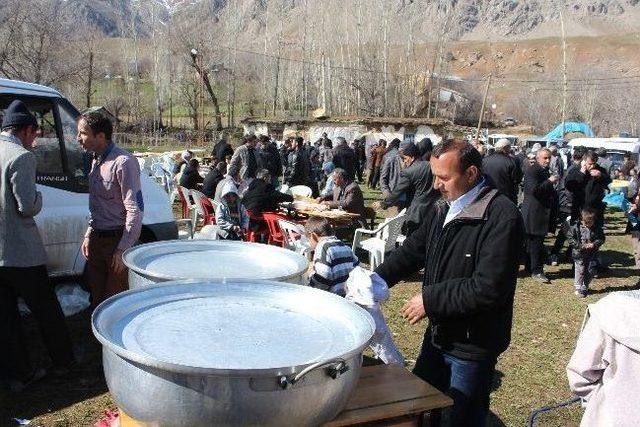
[2,194,638,426]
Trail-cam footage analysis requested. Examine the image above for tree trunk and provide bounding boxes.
[191,56,223,131]
[86,50,93,108]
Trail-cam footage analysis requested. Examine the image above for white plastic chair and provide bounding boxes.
[194,224,219,240]
[176,219,194,239]
[289,185,313,198]
[277,219,310,256]
[352,209,407,270]
[179,186,198,228]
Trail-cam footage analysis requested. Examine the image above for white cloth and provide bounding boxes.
[443,177,485,227]
[345,267,389,306]
[345,268,404,365]
[567,291,640,426]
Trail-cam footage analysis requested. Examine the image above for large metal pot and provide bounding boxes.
[92,280,375,427]
[123,240,308,289]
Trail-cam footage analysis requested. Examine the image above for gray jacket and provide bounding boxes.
[380,148,402,194]
[0,133,47,267]
[228,144,257,180]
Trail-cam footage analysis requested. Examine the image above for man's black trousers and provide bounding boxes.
[0,265,74,380]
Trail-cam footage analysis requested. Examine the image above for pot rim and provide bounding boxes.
[122,240,309,283]
[92,279,375,377]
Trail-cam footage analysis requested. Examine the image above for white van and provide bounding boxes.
[568,137,640,171]
[487,134,518,147]
[0,78,177,279]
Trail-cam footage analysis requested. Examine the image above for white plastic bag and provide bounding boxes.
[17,283,90,318]
[345,267,390,306]
[55,283,91,317]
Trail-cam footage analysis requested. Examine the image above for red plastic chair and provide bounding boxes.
[190,189,216,226]
[244,210,269,243]
[261,212,287,246]
[176,186,190,219]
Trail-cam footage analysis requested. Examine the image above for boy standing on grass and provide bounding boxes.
[305,217,404,365]
[568,207,605,298]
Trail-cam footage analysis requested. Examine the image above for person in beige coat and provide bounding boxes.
[567,290,640,426]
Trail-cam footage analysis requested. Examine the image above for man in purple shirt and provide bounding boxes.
[77,111,143,306]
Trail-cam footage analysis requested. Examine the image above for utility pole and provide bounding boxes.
[321,52,327,114]
[476,73,492,141]
[560,10,568,137]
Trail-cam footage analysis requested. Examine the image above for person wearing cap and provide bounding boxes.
[173,150,193,177]
[78,111,143,307]
[0,100,74,391]
[482,138,522,203]
[373,141,439,235]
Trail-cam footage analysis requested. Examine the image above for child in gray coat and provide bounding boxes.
[568,207,605,298]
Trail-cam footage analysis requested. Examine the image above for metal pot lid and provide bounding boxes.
[123,240,308,282]
[92,280,375,375]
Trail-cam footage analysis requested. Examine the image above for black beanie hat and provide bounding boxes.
[2,100,37,129]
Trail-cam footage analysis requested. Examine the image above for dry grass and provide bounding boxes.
[2,185,637,426]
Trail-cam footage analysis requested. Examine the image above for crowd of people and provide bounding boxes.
[2,100,639,426]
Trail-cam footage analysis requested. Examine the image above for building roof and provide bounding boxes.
[241,116,451,128]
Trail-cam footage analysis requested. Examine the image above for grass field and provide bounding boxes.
[1,184,638,426]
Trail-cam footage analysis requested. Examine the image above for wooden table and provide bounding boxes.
[119,364,451,427]
[325,364,453,426]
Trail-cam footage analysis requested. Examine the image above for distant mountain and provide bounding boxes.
[63,0,640,39]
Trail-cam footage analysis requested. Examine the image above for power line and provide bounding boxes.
[216,43,640,87]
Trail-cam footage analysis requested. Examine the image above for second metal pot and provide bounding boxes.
[123,240,309,289]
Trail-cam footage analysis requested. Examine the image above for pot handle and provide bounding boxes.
[278,358,349,390]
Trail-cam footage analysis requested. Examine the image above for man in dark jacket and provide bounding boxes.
[550,150,584,265]
[286,137,311,186]
[481,138,522,203]
[380,139,403,200]
[375,139,523,427]
[257,135,283,185]
[521,148,558,283]
[332,137,357,181]
[583,151,611,227]
[242,169,293,214]
[375,141,439,235]
[178,158,204,190]
[212,138,233,163]
[202,161,227,198]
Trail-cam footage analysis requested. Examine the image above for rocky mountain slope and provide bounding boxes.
[62,0,640,39]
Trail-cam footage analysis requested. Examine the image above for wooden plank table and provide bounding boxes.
[119,364,451,427]
[325,364,453,426]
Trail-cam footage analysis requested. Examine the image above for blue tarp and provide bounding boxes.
[544,122,595,139]
[603,191,638,227]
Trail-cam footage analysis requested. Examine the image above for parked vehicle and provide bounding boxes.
[568,137,640,170]
[503,117,517,127]
[525,137,567,150]
[0,78,177,279]
[487,134,518,147]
